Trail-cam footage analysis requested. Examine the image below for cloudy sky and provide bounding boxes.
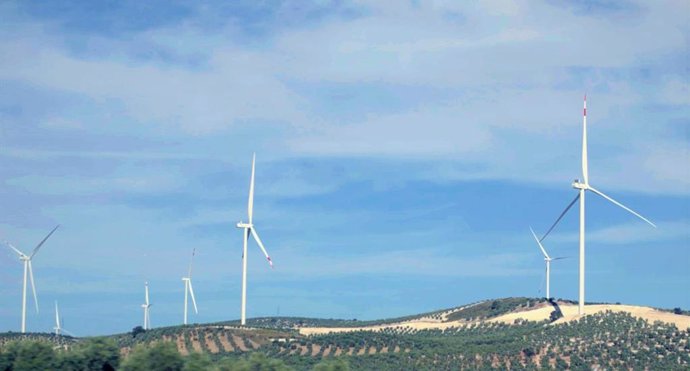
[0,0,688,336]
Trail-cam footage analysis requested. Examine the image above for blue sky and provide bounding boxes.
[0,0,688,336]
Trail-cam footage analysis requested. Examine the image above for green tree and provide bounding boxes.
[247,353,291,371]
[313,358,350,371]
[12,341,57,371]
[80,337,120,371]
[55,350,85,371]
[183,352,213,371]
[131,326,145,338]
[0,341,20,371]
[120,342,184,371]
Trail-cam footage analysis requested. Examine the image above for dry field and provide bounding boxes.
[298,303,690,335]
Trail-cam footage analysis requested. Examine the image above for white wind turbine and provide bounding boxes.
[53,301,75,337]
[236,153,274,326]
[182,248,199,325]
[530,227,567,300]
[142,282,152,330]
[540,96,655,315]
[4,225,60,333]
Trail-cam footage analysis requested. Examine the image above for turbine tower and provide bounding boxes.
[142,282,152,330]
[182,248,199,325]
[236,153,274,326]
[540,96,655,315]
[530,227,566,300]
[54,301,62,336]
[4,225,60,333]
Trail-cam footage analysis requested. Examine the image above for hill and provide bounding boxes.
[2,297,689,370]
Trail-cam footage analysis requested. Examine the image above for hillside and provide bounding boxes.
[2,298,689,370]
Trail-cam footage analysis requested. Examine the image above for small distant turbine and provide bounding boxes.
[236,153,274,326]
[53,301,75,337]
[182,248,199,325]
[4,225,60,333]
[530,227,567,300]
[541,96,655,315]
[142,282,152,330]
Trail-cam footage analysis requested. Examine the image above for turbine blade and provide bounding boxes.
[540,193,580,241]
[529,226,550,259]
[30,225,60,259]
[28,261,39,313]
[248,153,256,224]
[4,242,26,258]
[582,95,589,185]
[552,256,569,260]
[588,186,656,228]
[188,248,196,279]
[145,283,150,305]
[250,228,273,268]
[62,329,76,337]
[188,280,199,314]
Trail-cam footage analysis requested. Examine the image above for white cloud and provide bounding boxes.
[0,0,687,196]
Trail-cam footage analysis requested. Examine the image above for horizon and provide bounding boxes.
[1,0,688,336]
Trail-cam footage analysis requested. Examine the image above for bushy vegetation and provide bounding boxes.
[0,338,348,371]
[266,311,689,370]
[0,337,120,371]
[445,297,547,322]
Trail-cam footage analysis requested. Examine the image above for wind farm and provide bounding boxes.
[0,1,688,369]
[1,98,687,370]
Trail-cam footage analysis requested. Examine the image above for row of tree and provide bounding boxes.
[0,339,349,371]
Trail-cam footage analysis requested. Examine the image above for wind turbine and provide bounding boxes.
[4,225,60,333]
[530,227,567,300]
[236,153,274,326]
[182,248,199,325]
[142,282,152,330]
[540,96,655,315]
[53,301,75,337]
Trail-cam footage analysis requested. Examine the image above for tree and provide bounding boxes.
[183,352,213,371]
[80,337,120,371]
[12,341,57,371]
[55,349,85,371]
[132,326,145,338]
[120,342,184,371]
[0,341,20,371]
[313,359,350,371]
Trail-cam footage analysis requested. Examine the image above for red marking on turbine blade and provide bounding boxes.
[267,257,273,268]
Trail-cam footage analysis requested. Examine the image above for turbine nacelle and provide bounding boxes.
[237,222,253,229]
[572,180,587,190]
